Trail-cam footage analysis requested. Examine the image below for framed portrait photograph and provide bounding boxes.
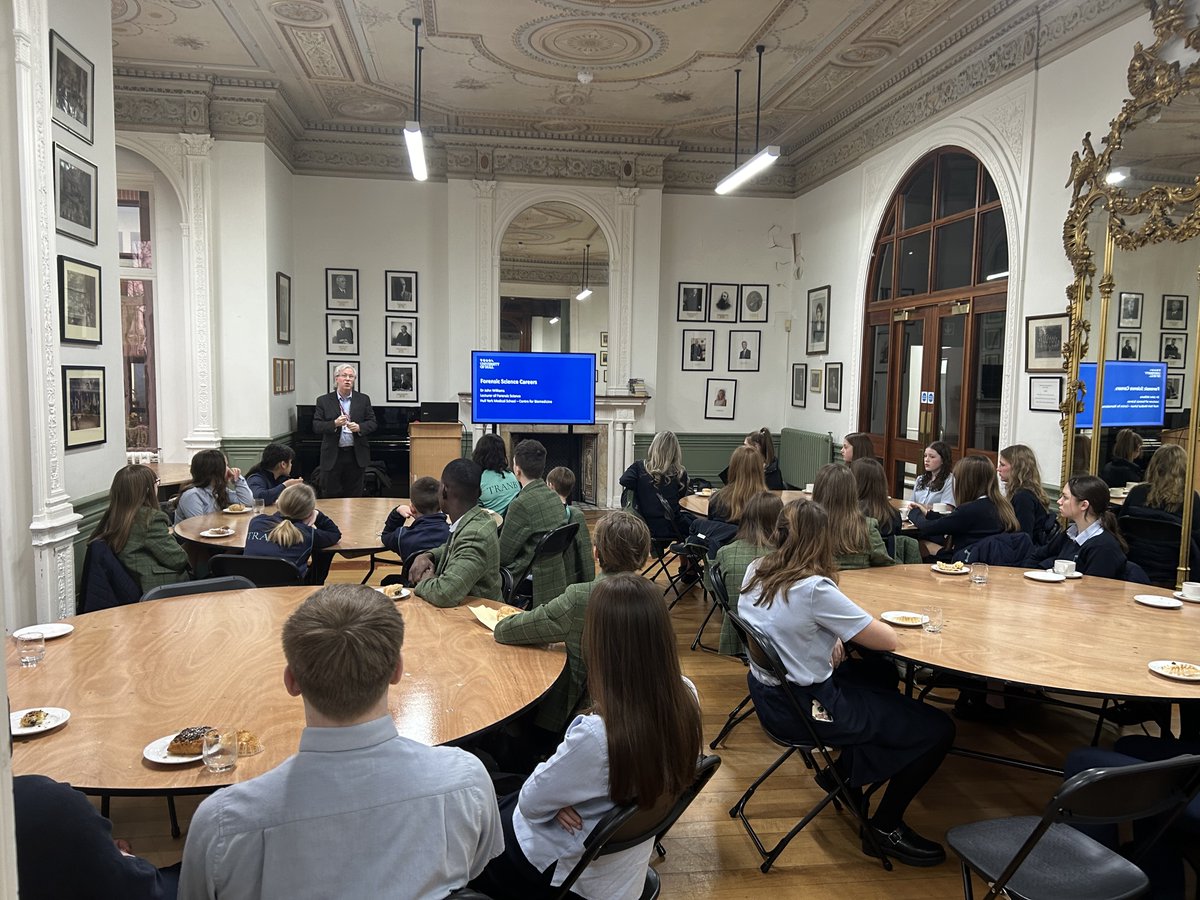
[806,285,830,355]
[677,282,707,322]
[704,378,736,420]
[1118,291,1143,329]
[791,364,807,408]
[328,360,360,392]
[58,255,101,344]
[386,362,419,404]
[276,271,291,344]
[1029,376,1063,412]
[681,328,715,372]
[385,270,418,312]
[287,359,295,393]
[809,367,823,393]
[1025,313,1068,372]
[326,313,359,355]
[728,329,761,372]
[740,284,769,323]
[63,365,105,449]
[54,144,97,245]
[385,315,418,357]
[708,283,738,323]
[1161,332,1187,368]
[326,268,359,310]
[600,331,608,348]
[272,358,283,395]
[1116,331,1140,360]
[51,32,93,144]
[1162,294,1188,330]
[1166,373,1185,410]
[824,362,843,411]
[599,350,609,367]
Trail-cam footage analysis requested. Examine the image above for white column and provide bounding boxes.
[473,179,498,351]
[612,187,638,393]
[180,133,220,453]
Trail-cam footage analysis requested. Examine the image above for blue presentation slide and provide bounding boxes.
[472,351,596,425]
[1075,360,1167,429]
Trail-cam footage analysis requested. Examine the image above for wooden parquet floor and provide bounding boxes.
[103,544,1154,898]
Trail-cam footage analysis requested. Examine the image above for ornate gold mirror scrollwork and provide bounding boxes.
[1061,0,1200,588]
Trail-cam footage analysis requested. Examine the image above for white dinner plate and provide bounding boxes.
[1134,594,1183,609]
[12,623,73,640]
[199,527,235,538]
[1174,591,1200,603]
[143,734,203,765]
[1023,570,1066,583]
[10,707,70,737]
[930,563,970,575]
[374,586,411,601]
[1148,660,1200,682]
[880,610,928,627]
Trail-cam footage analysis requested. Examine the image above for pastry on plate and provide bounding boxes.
[167,725,213,756]
[227,503,246,512]
[18,709,47,729]
[381,584,408,599]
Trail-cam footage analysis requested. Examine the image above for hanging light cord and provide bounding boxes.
[754,44,764,154]
[413,18,422,124]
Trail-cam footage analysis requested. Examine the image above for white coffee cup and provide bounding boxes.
[804,483,815,493]
[1053,559,1077,576]
[932,502,952,514]
[1126,482,1140,490]
[1182,581,1200,600]
[1110,487,1124,498]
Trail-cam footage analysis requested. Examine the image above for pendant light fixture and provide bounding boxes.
[715,44,779,195]
[576,243,592,301]
[404,17,428,181]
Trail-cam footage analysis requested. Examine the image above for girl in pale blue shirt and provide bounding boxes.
[175,449,254,524]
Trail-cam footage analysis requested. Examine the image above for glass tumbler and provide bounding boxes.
[970,563,989,584]
[202,727,238,774]
[16,633,45,668]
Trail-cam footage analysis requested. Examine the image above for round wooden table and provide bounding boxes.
[838,565,1200,700]
[147,463,193,490]
[173,496,404,555]
[7,587,564,794]
[680,489,810,517]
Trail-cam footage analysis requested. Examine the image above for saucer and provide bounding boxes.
[1134,594,1183,610]
[1174,591,1200,603]
[1023,570,1066,583]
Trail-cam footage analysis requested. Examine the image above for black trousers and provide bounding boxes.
[322,447,364,498]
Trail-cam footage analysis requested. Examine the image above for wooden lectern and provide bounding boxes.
[409,421,463,484]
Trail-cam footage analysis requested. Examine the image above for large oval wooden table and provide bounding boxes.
[7,587,564,796]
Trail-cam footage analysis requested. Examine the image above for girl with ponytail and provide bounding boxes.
[244,483,341,579]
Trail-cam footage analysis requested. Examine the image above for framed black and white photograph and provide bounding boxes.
[677,282,707,321]
[326,313,359,355]
[824,362,843,411]
[328,360,360,392]
[272,358,283,395]
[51,32,93,144]
[809,367,823,393]
[54,144,97,245]
[63,365,105,449]
[704,378,736,420]
[681,328,715,372]
[740,284,769,323]
[276,271,291,344]
[1118,291,1143,329]
[58,255,101,344]
[1166,373,1185,410]
[287,359,295,393]
[728,329,761,372]
[1029,376,1063,412]
[386,362,419,404]
[599,350,609,367]
[1117,331,1140,360]
[806,285,830,355]
[1025,313,1068,372]
[385,315,418,358]
[1162,294,1188,330]
[385,270,418,312]
[708,283,738,323]
[791,364,807,408]
[600,331,608,348]
[326,268,359,310]
[1161,333,1187,368]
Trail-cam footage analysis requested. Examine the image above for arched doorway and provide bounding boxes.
[859,147,1009,493]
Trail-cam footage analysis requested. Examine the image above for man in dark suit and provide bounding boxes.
[738,340,752,360]
[313,364,377,497]
[499,440,570,606]
[334,320,353,344]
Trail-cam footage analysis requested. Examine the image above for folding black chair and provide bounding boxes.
[705,560,756,749]
[139,575,255,602]
[725,610,890,873]
[208,554,305,588]
[624,487,688,602]
[501,521,579,607]
[948,754,1200,899]
[549,755,722,900]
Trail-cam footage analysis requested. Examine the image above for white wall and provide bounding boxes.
[265,148,295,435]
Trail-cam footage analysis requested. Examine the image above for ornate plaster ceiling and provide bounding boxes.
[500,201,608,262]
[111,0,1142,186]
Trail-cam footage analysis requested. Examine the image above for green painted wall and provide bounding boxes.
[632,432,755,484]
[221,433,293,473]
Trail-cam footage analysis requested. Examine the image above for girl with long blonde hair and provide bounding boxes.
[244,483,342,579]
[619,430,694,541]
[709,446,768,524]
[997,444,1054,543]
[811,463,894,569]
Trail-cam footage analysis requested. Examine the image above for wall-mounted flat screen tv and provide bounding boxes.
[1075,360,1167,429]
[471,351,596,425]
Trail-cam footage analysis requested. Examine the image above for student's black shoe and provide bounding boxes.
[861,822,946,867]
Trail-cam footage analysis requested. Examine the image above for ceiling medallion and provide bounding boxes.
[335,97,407,121]
[517,16,666,70]
[271,1,328,24]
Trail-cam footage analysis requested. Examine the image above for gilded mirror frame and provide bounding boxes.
[1061,0,1200,586]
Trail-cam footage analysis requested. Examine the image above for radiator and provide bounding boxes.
[779,428,833,489]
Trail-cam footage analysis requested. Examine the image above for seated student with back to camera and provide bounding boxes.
[243,483,341,581]
[380,475,450,565]
[546,466,595,586]
[92,464,190,595]
[500,440,571,607]
[1025,473,1128,578]
[245,443,303,506]
[474,433,521,518]
[811,463,894,570]
[739,500,955,867]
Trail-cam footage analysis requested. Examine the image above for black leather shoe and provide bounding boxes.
[861,823,946,867]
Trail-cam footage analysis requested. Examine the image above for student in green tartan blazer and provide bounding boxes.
[494,511,650,741]
[499,441,572,606]
[92,464,190,595]
[716,492,783,657]
[546,466,596,586]
[409,459,502,607]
